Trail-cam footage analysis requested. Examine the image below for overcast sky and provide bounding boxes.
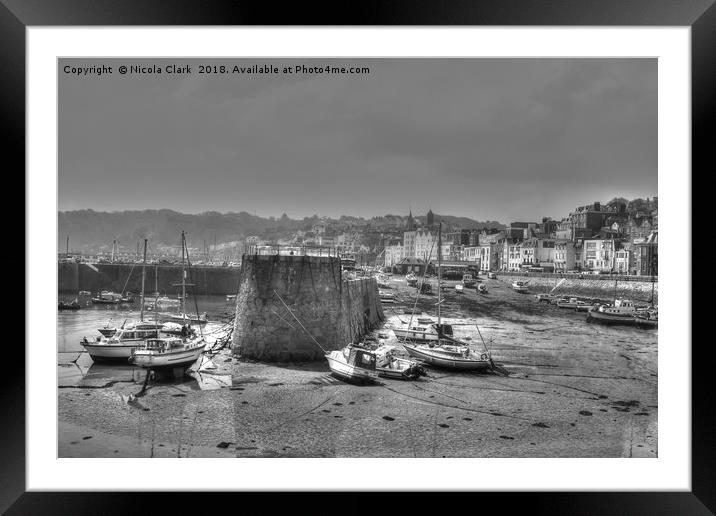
[58,58,656,222]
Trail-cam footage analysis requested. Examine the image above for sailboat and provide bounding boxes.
[157,231,208,325]
[130,231,207,370]
[401,223,496,372]
[81,239,163,362]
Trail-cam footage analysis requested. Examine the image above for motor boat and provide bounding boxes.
[325,344,379,383]
[81,320,164,361]
[455,284,464,293]
[405,273,418,287]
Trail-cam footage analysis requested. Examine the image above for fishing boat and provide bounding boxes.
[534,293,553,303]
[512,281,529,293]
[455,284,464,293]
[58,299,81,310]
[129,336,207,370]
[398,223,497,373]
[461,274,477,288]
[325,344,379,383]
[586,298,638,325]
[405,273,418,286]
[373,345,426,380]
[477,283,488,294]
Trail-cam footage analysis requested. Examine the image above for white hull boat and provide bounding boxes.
[403,342,491,371]
[130,337,207,369]
[455,284,464,293]
[586,298,638,325]
[158,311,208,325]
[81,321,163,361]
[325,346,379,383]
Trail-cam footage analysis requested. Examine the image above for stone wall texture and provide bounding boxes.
[232,255,384,362]
[58,263,241,295]
[499,274,658,303]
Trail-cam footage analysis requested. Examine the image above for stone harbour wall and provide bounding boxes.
[232,254,384,362]
[499,274,658,303]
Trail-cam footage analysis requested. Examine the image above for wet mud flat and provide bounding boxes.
[58,276,657,458]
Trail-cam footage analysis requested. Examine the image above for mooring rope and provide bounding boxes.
[272,289,327,353]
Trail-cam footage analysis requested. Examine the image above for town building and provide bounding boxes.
[554,240,577,272]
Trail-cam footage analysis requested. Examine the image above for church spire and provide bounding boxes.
[407,208,414,231]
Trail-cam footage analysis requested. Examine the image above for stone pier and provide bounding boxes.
[232,254,384,362]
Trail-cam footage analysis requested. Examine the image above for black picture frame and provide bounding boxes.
[5,1,709,513]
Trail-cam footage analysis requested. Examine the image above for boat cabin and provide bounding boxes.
[143,337,185,352]
[342,346,376,371]
[110,327,159,342]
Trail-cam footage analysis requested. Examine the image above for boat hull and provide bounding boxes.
[586,310,637,325]
[131,344,206,369]
[325,353,377,383]
[81,343,139,361]
[403,344,491,371]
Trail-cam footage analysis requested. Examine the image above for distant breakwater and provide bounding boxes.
[497,272,658,303]
[58,262,242,296]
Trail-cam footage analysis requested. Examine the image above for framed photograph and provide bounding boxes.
[6,0,709,513]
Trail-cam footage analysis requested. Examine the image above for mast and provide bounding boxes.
[437,222,442,326]
[140,238,147,322]
[181,230,187,320]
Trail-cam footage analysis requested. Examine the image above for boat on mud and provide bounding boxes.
[512,281,529,293]
[403,340,493,371]
[477,283,488,294]
[455,284,464,294]
[374,345,427,380]
[379,290,396,303]
[586,298,638,325]
[130,336,207,370]
[461,274,477,288]
[405,273,418,287]
[325,345,379,383]
[556,297,592,311]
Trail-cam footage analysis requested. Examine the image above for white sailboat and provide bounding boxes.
[157,231,208,325]
[130,231,207,370]
[401,223,496,372]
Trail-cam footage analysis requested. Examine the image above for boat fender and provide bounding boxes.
[480,353,488,360]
